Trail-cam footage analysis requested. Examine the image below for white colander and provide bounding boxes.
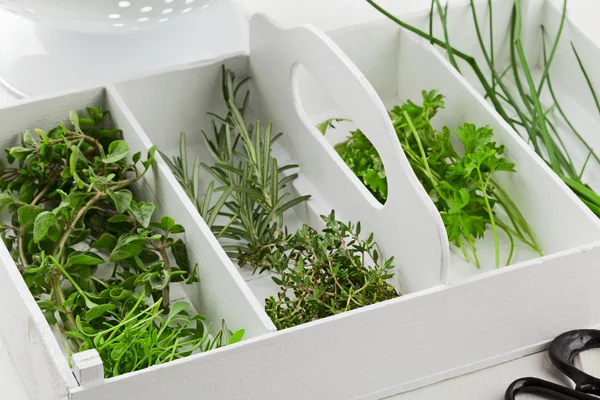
[0,0,218,34]
[0,0,246,98]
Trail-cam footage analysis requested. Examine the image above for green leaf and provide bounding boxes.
[70,110,81,131]
[85,304,116,323]
[67,228,91,246]
[98,129,122,139]
[69,146,82,177]
[170,224,184,234]
[33,211,56,243]
[66,251,104,267]
[110,236,146,262]
[17,205,44,226]
[228,329,245,344]
[86,106,104,123]
[107,215,129,223]
[0,194,14,212]
[34,129,48,143]
[91,233,118,250]
[9,146,32,161]
[47,222,62,242]
[142,145,157,170]
[53,189,71,214]
[108,189,133,214]
[103,140,129,164]
[160,216,175,231]
[167,301,190,322]
[43,309,58,325]
[186,263,200,284]
[78,117,94,127]
[22,130,37,148]
[109,287,132,302]
[18,184,36,203]
[171,239,188,272]
[147,269,169,291]
[129,202,156,228]
[132,151,142,164]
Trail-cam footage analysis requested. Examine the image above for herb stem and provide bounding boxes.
[157,242,172,313]
[53,191,104,258]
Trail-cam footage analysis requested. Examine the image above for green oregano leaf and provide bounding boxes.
[66,251,104,267]
[171,239,188,272]
[0,194,14,212]
[107,214,129,223]
[18,205,44,226]
[70,110,81,132]
[33,211,56,243]
[9,146,33,161]
[85,304,117,323]
[108,189,133,214]
[98,129,121,139]
[110,235,146,262]
[91,233,118,251]
[23,130,37,148]
[129,201,156,228]
[18,183,36,203]
[103,140,129,164]
[142,145,157,170]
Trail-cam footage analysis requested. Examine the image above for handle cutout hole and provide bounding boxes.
[292,63,388,205]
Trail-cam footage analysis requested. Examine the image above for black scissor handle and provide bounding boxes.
[506,329,600,399]
[549,329,600,395]
[505,377,599,399]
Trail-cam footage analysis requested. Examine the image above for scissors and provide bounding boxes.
[506,329,600,399]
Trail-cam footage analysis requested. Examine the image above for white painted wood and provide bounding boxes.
[0,85,273,396]
[248,14,448,293]
[0,90,104,400]
[71,350,104,387]
[105,86,275,338]
[306,5,600,280]
[67,240,600,400]
[0,334,31,400]
[72,12,600,400]
[5,3,600,400]
[387,350,574,400]
[284,3,600,281]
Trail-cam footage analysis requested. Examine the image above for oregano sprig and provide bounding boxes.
[0,108,243,377]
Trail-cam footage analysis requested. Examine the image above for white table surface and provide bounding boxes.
[2,1,600,399]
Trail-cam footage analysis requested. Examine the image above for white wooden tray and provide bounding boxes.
[2,2,600,400]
